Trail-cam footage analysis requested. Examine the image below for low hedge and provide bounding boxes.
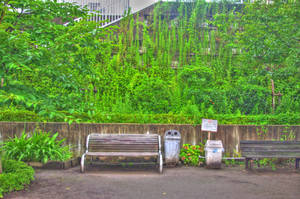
[0,109,41,122]
[0,160,35,198]
[0,109,299,125]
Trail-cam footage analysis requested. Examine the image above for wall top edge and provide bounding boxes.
[0,121,299,127]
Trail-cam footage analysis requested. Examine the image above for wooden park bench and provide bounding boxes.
[80,134,163,173]
[240,140,300,169]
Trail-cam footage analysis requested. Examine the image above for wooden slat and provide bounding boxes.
[241,147,300,151]
[89,145,158,148]
[90,137,158,139]
[89,134,158,137]
[90,135,158,137]
[89,149,158,151]
[89,143,158,146]
[89,143,158,145]
[89,148,158,152]
[89,140,158,143]
[89,150,158,153]
[89,148,157,150]
[242,149,300,153]
[86,152,158,157]
[89,148,158,151]
[89,144,158,148]
[88,143,158,146]
[240,141,300,145]
[86,134,160,157]
[89,146,157,148]
[89,141,158,144]
[240,140,300,158]
[90,139,158,141]
[242,154,300,158]
[241,145,300,149]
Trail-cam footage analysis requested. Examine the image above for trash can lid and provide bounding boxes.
[164,130,181,138]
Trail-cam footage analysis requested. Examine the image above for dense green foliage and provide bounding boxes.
[1,109,299,125]
[0,0,299,124]
[0,143,2,174]
[3,131,72,163]
[0,160,35,198]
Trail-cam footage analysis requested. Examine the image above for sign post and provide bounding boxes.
[201,119,224,169]
[201,119,218,140]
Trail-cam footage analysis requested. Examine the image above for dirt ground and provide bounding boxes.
[5,165,300,199]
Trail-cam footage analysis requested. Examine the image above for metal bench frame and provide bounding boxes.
[81,133,163,173]
[240,140,300,170]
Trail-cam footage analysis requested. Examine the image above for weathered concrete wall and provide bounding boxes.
[0,122,299,156]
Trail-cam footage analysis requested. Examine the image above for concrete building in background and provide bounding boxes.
[60,0,244,27]
[130,0,156,13]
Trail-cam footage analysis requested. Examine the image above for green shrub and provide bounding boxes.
[223,150,244,166]
[180,143,205,166]
[1,110,300,125]
[0,160,35,198]
[0,109,41,122]
[3,131,72,163]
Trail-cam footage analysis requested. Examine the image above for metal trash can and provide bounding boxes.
[205,140,224,169]
[164,130,181,165]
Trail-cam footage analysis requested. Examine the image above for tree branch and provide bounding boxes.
[0,0,10,24]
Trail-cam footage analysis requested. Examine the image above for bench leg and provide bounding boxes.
[296,158,300,169]
[245,158,249,170]
[159,153,163,174]
[249,159,253,169]
[81,154,86,173]
[257,159,261,168]
[245,158,252,170]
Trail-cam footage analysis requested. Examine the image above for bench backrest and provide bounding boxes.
[240,140,300,158]
[86,134,160,153]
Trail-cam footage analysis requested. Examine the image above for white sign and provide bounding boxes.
[201,119,218,132]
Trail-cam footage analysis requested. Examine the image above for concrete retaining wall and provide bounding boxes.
[0,122,299,156]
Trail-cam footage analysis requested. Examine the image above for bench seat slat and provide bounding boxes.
[90,136,158,138]
[89,140,157,142]
[240,141,300,145]
[99,137,157,138]
[89,141,158,144]
[90,140,158,142]
[88,144,158,147]
[89,150,159,153]
[242,151,300,157]
[89,134,158,136]
[242,155,300,158]
[86,152,159,157]
[243,148,300,153]
[89,146,158,149]
[89,148,158,151]
[89,135,158,138]
[89,143,158,146]
[89,147,158,150]
[241,146,300,150]
[89,144,158,147]
[89,149,158,151]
